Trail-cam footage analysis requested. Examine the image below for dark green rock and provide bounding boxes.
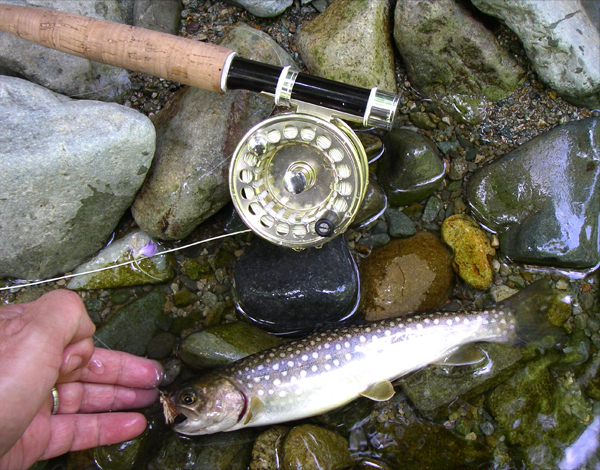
[173,290,198,308]
[297,0,396,93]
[179,322,283,370]
[486,353,585,468]
[149,429,258,469]
[111,291,132,305]
[282,424,353,470]
[365,396,491,470]
[394,0,524,101]
[93,291,166,356]
[377,129,445,206]
[352,178,387,229]
[233,236,360,335]
[357,133,384,163]
[181,257,212,280]
[385,207,416,238]
[146,332,176,360]
[467,118,600,270]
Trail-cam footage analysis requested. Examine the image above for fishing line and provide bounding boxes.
[0,229,251,292]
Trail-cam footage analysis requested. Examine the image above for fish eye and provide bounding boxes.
[179,389,198,405]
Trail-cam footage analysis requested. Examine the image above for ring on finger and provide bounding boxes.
[51,387,59,415]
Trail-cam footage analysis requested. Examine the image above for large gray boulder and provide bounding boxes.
[0,0,134,102]
[471,0,600,109]
[0,76,155,280]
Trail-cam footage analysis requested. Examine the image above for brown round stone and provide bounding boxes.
[360,231,454,320]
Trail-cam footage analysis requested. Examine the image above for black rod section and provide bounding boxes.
[226,57,372,119]
[226,57,281,94]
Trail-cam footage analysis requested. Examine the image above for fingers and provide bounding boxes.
[54,382,158,414]
[39,412,148,461]
[58,348,164,389]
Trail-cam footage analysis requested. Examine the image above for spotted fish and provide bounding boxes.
[166,280,566,435]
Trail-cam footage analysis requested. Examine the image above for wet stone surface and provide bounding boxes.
[233,236,359,335]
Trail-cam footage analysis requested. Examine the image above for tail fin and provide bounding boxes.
[498,279,569,348]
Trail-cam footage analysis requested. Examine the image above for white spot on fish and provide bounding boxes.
[312,352,319,359]
[345,353,351,361]
[258,390,264,396]
[360,336,366,343]
[325,354,331,360]
[446,319,453,325]
[253,377,261,383]
[268,389,274,395]
[333,359,340,366]
[325,364,331,371]
[288,361,294,367]
[302,355,308,361]
[324,343,330,349]
[257,365,264,370]
[273,379,281,386]
[300,370,307,378]
[344,341,350,348]
[434,319,440,325]
[336,344,341,350]
[273,364,279,370]
[463,318,470,324]
[282,371,287,376]
[417,324,423,330]
[279,391,286,397]
[385,330,391,336]
[311,365,318,372]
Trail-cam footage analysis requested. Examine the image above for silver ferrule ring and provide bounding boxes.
[363,87,400,130]
[220,52,237,93]
[274,65,299,107]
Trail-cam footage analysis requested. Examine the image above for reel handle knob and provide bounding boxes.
[315,211,340,238]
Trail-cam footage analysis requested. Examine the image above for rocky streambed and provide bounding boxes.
[1,0,600,469]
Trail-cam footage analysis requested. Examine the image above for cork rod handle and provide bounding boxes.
[0,4,234,93]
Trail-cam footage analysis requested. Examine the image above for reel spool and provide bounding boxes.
[230,113,368,248]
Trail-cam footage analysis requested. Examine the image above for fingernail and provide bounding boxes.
[63,355,82,374]
[151,360,165,385]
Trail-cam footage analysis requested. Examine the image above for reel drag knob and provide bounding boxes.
[229,114,368,248]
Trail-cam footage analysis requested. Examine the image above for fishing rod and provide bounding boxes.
[0,4,399,248]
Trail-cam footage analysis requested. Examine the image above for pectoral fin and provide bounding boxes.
[360,380,395,401]
[435,344,486,366]
[243,397,264,425]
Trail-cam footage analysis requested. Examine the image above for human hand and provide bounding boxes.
[0,290,163,470]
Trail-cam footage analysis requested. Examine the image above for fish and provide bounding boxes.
[165,279,567,435]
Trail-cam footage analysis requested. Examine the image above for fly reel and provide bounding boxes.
[229,64,398,248]
[230,113,368,248]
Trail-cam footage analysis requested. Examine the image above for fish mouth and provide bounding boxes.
[171,406,206,435]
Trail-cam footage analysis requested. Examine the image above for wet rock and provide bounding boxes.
[173,290,198,308]
[179,322,283,370]
[472,0,600,108]
[393,0,524,101]
[358,233,390,251]
[360,231,454,320]
[282,424,353,470]
[233,236,360,335]
[95,424,153,470]
[422,196,443,223]
[66,231,175,290]
[249,426,289,470]
[441,214,495,290]
[181,257,213,280]
[148,429,258,470]
[398,343,524,415]
[297,0,396,93]
[0,0,133,102]
[364,395,491,470]
[377,129,446,207]
[226,0,293,18]
[385,207,416,238]
[467,118,600,271]
[133,0,182,34]
[146,332,176,360]
[0,76,155,280]
[161,357,182,387]
[486,353,586,469]
[93,290,166,356]
[358,133,384,163]
[352,178,388,229]
[131,24,296,240]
